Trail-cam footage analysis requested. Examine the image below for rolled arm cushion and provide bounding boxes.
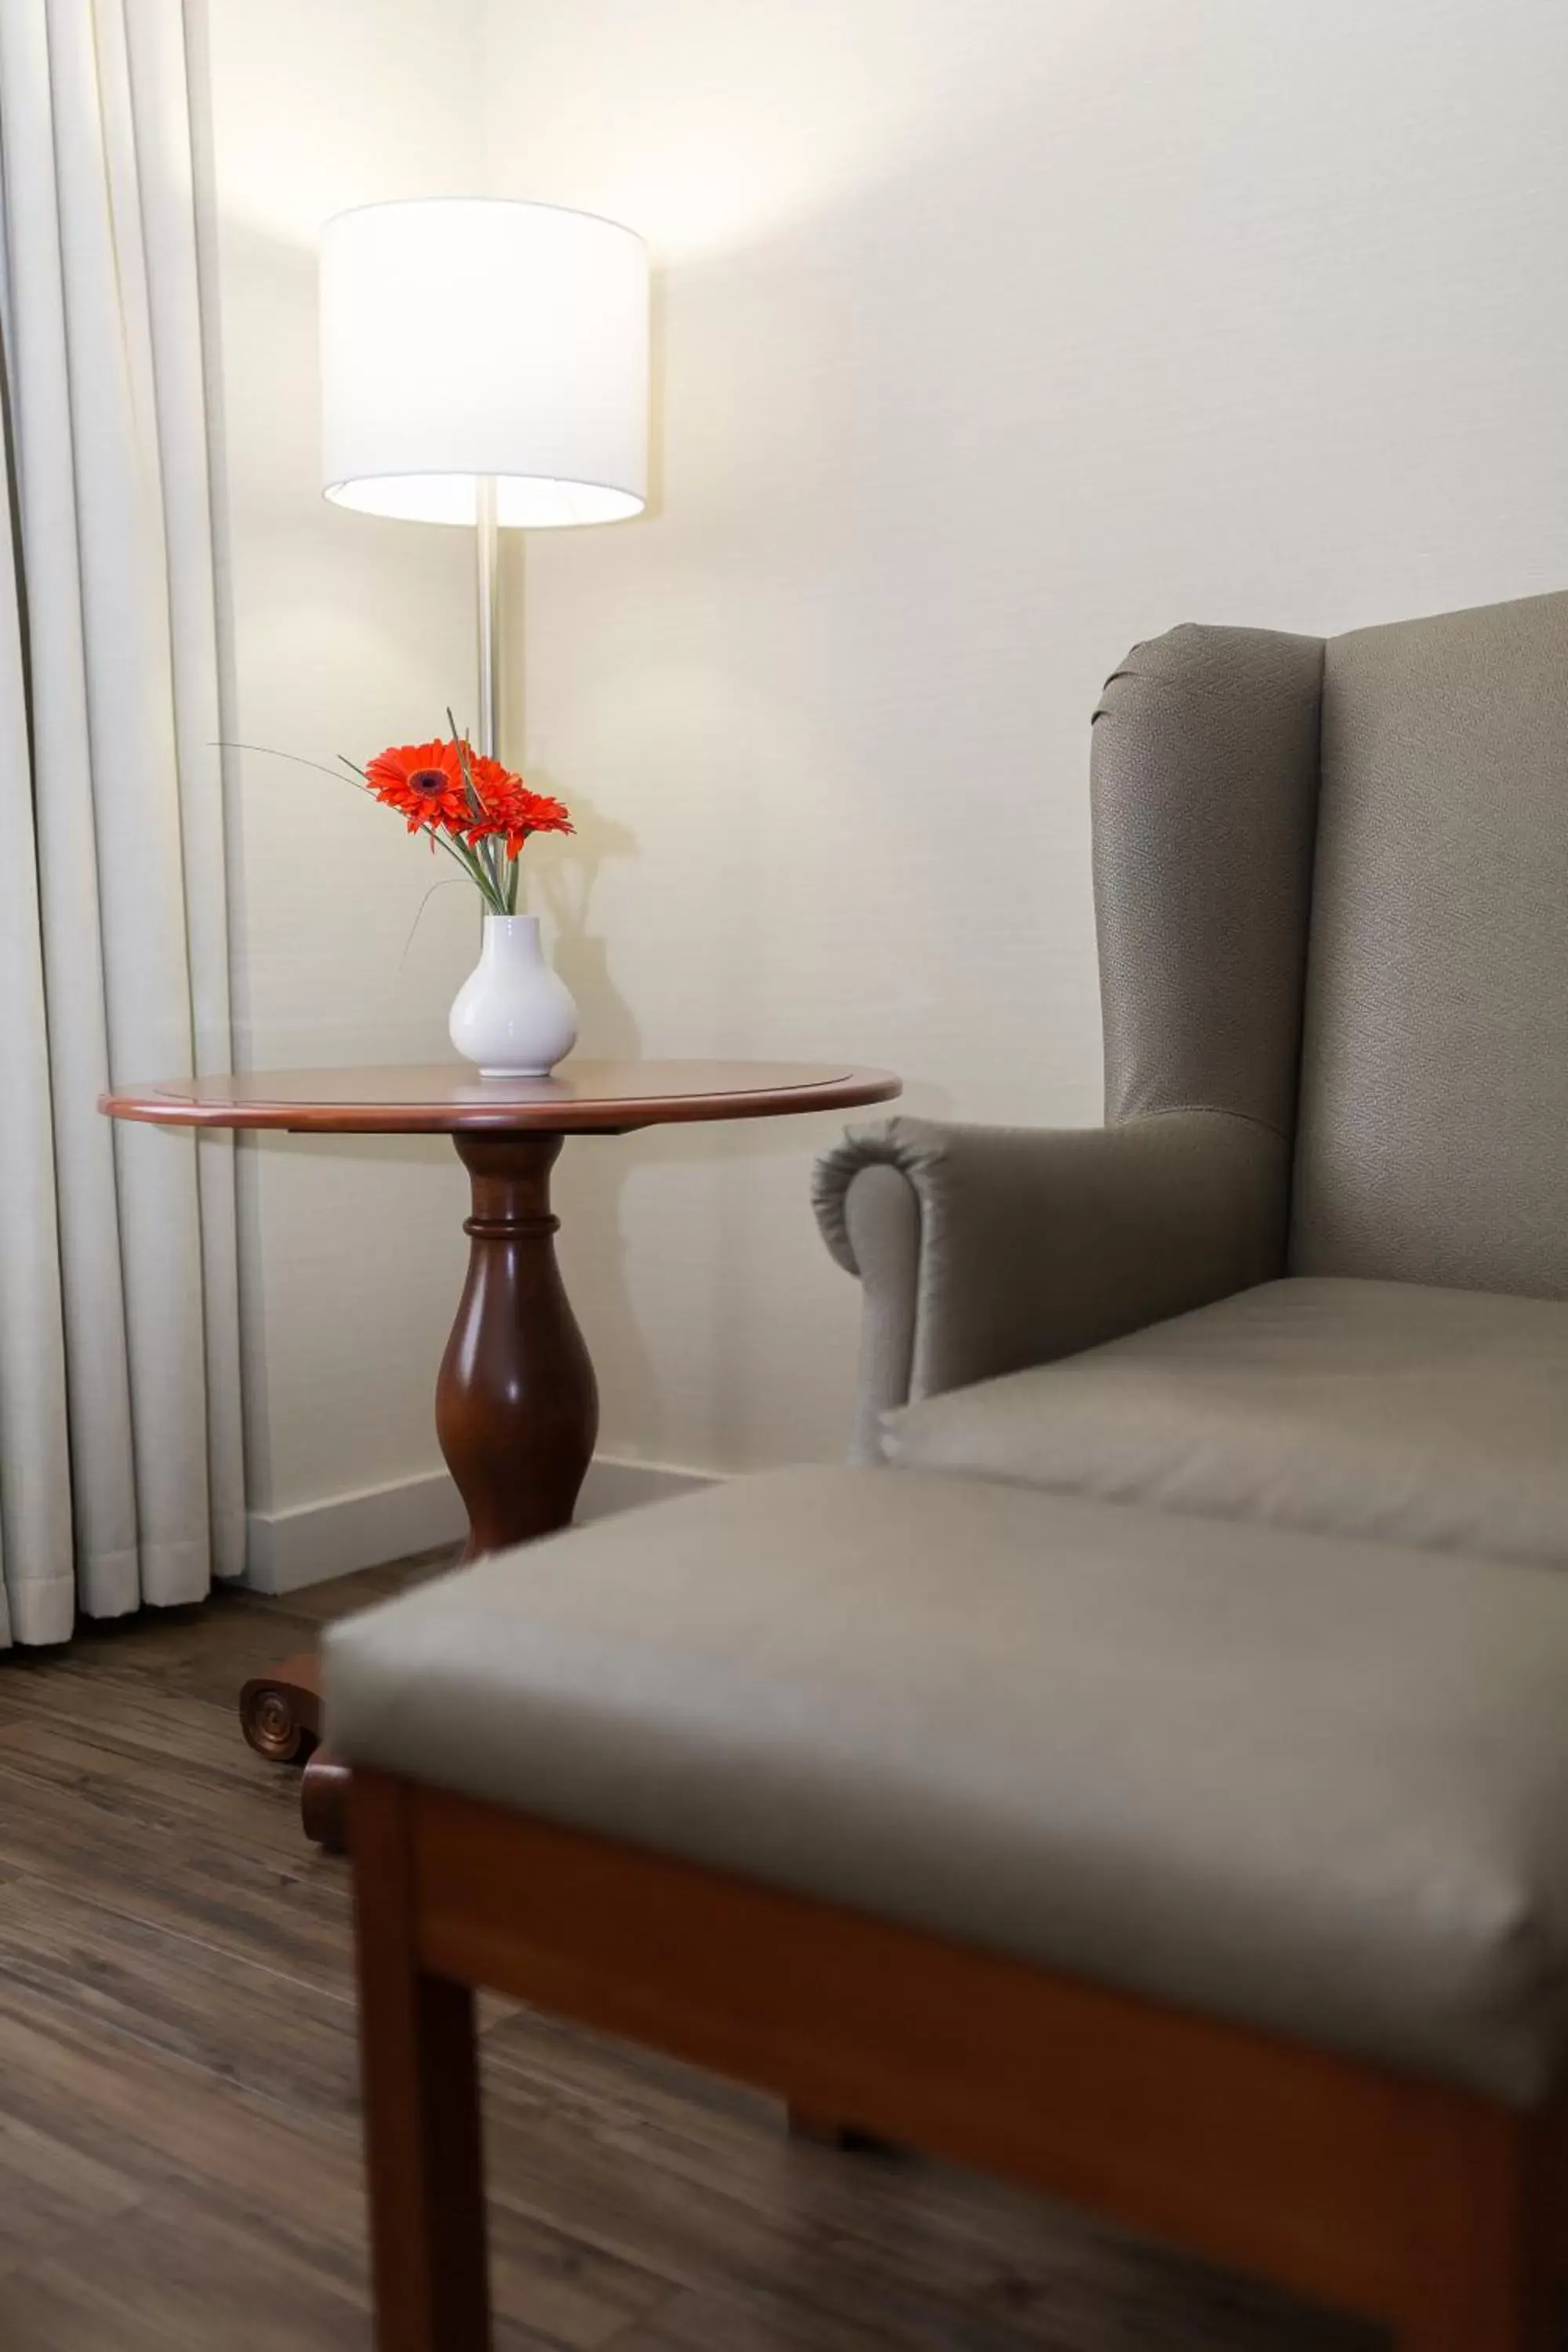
[813,1109,1287,1455]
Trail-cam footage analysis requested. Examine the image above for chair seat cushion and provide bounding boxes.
[326,1465,1568,2106]
[883,1276,1568,1569]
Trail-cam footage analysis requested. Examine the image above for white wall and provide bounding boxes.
[198,0,1568,1555]
[480,0,1568,1476]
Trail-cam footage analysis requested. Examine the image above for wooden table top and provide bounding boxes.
[100,1060,902,1135]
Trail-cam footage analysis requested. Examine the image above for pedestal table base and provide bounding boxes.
[240,1132,597,1849]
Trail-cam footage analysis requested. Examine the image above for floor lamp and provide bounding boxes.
[318,198,649,764]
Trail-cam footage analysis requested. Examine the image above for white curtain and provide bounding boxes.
[0,0,243,1643]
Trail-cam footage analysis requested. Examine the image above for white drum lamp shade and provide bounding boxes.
[320,198,648,529]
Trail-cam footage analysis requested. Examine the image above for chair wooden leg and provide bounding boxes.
[351,1771,491,2352]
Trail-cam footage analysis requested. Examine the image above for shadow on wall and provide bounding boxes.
[530,792,662,1457]
[557,1090,956,1473]
[535,785,641,1055]
[528,786,952,1472]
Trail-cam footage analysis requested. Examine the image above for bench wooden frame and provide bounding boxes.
[350,1769,1565,2352]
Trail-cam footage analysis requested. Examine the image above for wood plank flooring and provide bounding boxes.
[0,1561,1379,2350]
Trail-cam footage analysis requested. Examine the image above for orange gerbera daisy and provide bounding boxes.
[364,740,472,836]
[469,773,575,859]
[358,731,572,912]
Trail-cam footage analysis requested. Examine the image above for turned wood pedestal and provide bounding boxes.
[102,1062,901,1854]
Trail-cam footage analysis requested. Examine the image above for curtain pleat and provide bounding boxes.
[0,370,74,1646]
[0,0,245,1640]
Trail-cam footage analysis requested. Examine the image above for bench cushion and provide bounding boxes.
[325,1465,1568,2107]
[883,1277,1568,1570]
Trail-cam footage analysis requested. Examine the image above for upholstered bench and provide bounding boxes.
[326,1466,1568,2352]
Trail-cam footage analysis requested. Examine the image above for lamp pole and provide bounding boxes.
[475,473,501,761]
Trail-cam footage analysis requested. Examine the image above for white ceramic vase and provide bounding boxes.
[448,914,579,1078]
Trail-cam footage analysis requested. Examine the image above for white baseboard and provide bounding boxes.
[243,1456,717,1595]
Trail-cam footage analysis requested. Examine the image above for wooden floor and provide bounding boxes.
[0,1560,1381,2351]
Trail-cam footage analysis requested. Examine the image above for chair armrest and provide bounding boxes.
[813,1110,1287,1459]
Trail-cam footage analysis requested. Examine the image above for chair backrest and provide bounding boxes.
[1292,591,1568,1298]
[1091,590,1568,1301]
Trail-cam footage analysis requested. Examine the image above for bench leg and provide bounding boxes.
[1392,2098,1557,2352]
[352,1771,492,2352]
[1396,2290,1556,2351]
[786,2104,899,2154]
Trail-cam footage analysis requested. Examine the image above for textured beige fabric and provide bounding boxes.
[0,0,245,1639]
[326,1465,1568,2106]
[1092,623,1323,1136]
[885,1276,1568,1569]
[812,1109,1287,1406]
[1293,590,1568,1298]
[835,1162,920,1463]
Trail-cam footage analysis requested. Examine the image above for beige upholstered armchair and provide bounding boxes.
[815,593,1568,1556]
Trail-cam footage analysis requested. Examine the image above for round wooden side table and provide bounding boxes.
[101,1059,901,1847]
